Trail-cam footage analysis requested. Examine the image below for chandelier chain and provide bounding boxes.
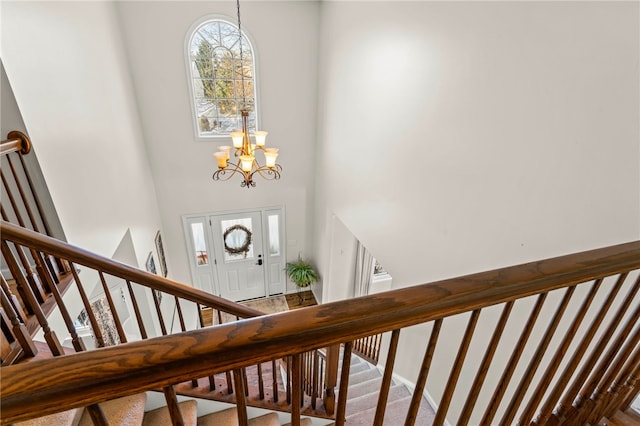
[236,0,246,107]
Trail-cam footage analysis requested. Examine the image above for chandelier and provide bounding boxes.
[212,0,282,188]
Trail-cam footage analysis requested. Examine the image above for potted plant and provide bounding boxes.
[285,255,319,302]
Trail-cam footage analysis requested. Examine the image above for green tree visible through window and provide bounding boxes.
[188,19,257,137]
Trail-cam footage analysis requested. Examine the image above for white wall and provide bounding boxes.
[314,0,639,423]
[1,1,162,270]
[322,215,357,302]
[114,1,320,292]
[315,0,639,297]
[1,62,66,242]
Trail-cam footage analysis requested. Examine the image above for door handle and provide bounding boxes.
[256,255,263,266]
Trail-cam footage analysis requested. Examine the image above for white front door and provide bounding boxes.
[183,207,286,302]
[210,211,266,301]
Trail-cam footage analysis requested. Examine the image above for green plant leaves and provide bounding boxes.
[285,256,318,288]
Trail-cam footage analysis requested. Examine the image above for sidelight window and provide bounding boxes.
[190,222,209,265]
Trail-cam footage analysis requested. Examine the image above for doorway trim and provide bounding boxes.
[182,206,287,300]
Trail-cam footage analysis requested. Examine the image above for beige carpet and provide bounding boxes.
[241,295,290,313]
[202,293,317,326]
[217,295,289,324]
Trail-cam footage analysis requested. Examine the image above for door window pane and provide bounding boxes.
[268,214,280,256]
[191,223,209,265]
[221,218,254,262]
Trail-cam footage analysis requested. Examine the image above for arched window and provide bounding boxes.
[187,18,258,138]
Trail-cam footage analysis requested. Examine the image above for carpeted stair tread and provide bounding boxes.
[247,412,280,426]
[142,399,197,426]
[282,418,312,426]
[336,355,363,371]
[15,408,83,426]
[345,368,381,386]
[345,376,385,400]
[343,360,370,375]
[197,407,238,425]
[78,393,147,426]
[345,384,410,416]
[345,394,436,426]
[339,354,363,366]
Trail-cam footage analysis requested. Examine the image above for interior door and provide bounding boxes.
[210,211,266,301]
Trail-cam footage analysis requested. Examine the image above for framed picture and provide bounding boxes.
[155,230,168,277]
[146,252,157,275]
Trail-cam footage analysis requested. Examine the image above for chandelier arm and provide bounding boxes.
[212,161,243,181]
[253,165,282,180]
[253,162,282,173]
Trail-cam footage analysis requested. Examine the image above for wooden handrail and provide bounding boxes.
[0,221,263,319]
[2,238,639,423]
[1,131,32,155]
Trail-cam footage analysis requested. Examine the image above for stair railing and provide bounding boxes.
[1,132,66,273]
[0,219,266,425]
[0,220,337,424]
[0,221,263,358]
[352,332,382,365]
[1,223,638,426]
[1,133,335,423]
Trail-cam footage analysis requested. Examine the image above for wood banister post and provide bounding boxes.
[335,342,353,426]
[323,344,340,416]
[619,361,640,410]
[311,349,319,409]
[85,404,109,426]
[291,353,302,426]
[162,385,184,426]
[0,275,28,324]
[0,207,47,303]
[0,283,37,358]
[373,329,400,426]
[272,359,279,402]
[127,281,148,339]
[1,240,64,356]
[233,368,249,426]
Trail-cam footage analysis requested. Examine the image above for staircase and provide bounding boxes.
[2,219,639,426]
[14,350,434,426]
[14,392,313,426]
[340,354,435,425]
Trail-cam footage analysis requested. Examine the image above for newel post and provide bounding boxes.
[323,344,340,415]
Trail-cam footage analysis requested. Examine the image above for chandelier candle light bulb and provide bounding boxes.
[240,155,254,172]
[231,132,244,149]
[264,150,278,168]
[213,151,228,168]
[254,131,268,147]
[219,146,231,159]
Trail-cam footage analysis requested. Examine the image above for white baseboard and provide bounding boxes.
[375,364,451,426]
